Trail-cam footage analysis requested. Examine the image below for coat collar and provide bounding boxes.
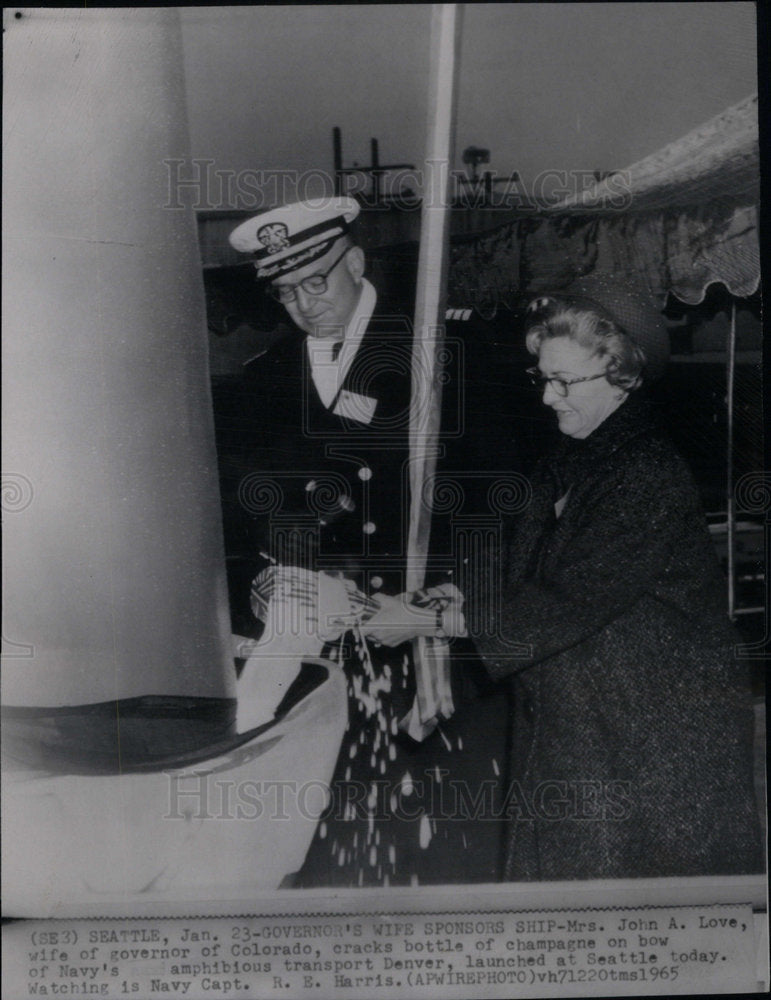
[503,393,660,586]
[546,392,657,490]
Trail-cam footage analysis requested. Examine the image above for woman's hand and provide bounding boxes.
[363,593,437,647]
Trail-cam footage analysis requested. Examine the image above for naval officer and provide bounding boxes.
[220,196,416,580]
[216,196,512,887]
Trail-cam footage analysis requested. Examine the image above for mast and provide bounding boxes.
[407,3,463,594]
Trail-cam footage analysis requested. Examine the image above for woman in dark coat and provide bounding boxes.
[367,277,762,881]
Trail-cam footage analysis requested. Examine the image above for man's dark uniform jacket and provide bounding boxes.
[215,307,414,580]
[212,297,517,886]
[214,300,518,588]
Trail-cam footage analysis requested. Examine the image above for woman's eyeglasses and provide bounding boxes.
[526,367,607,397]
[266,246,350,303]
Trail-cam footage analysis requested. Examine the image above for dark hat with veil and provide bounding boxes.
[526,273,670,379]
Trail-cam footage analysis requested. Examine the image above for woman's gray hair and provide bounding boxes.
[525,302,647,390]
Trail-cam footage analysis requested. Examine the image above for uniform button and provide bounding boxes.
[305,480,317,492]
[370,575,384,590]
[357,466,373,481]
[338,494,355,512]
[362,521,376,535]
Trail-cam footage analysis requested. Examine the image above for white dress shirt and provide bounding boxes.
[306,279,376,409]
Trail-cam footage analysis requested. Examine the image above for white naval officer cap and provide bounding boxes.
[229,197,360,281]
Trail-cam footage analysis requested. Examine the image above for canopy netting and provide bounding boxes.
[448,94,760,316]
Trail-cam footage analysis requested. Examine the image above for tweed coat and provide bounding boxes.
[468,392,762,881]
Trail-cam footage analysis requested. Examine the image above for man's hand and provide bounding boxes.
[363,593,437,647]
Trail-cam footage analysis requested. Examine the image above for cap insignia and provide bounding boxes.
[257,222,291,255]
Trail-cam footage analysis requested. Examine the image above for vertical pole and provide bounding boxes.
[407,3,463,594]
[726,300,737,620]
